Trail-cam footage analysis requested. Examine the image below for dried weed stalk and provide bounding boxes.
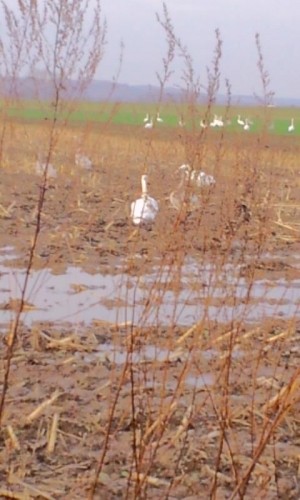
[0,3,298,499]
[0,0,107,425]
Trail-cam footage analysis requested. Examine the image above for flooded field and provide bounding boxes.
[0,247,299,329]
[0,125,300,498]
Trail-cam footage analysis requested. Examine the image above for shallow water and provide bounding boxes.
[80,343,215,389]
[0,248,299,330]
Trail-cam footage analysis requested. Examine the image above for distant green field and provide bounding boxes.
[3,100,300,136]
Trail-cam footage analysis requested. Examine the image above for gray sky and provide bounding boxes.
[97,0,299,99]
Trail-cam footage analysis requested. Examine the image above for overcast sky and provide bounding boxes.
[97,0,299,99]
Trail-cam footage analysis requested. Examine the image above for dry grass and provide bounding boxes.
[0,319,299,498]
[0,2,299,498]
[0,120,299,499]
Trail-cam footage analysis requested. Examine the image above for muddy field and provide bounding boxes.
[0,123,300,498]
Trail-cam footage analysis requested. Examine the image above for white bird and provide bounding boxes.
[178,164,192,178]
[35,153,57,178]
[194,171,216,187]
[237,115,245,126]
[243,118,250,131]
[130,174,159,225]
[156,112,163,123]
[200,119,207,129]
[75,151,93,170]
[170,168,200,212]
[144,118,153,129]
[178,116,185,127]
[178,164,216,188]
[216,115,224,127]
[288,118,295,132]
[210,114,224,128]
[143,113,149,123]
[210,114,218,127]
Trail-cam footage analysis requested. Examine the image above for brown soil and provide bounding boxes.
[0,124,299,274]
[0,124,300,498]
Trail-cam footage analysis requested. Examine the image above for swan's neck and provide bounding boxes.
[177,171,187,190]
[141,176,148,196]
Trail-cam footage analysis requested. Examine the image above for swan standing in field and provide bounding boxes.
[210,115,218,127]
[288,118,295,132]
[170,168,200,212]
[210,115,224,127]
[75,151,93,170]
[143,113,149,123]
[144,117,153,129]
[35,153,57,178]
[131,174,159,225]
[169,171,187,211]
[243,118,250,131]
[178,164,192,181]
[200,119,207,129]
[156,112,163,123]
[178,115,185,127]
[178,164,216,188]
[194,170,216,187]
[237,115,245,126]
[216,116,224,127]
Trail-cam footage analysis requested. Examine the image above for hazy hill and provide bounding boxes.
[1,77,299,107]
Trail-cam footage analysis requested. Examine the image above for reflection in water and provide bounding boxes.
[0,248,299,330]
[185,373,214,389]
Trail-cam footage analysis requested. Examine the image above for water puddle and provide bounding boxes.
[0,246,18,260]
[185,373,214,389]
[84,343,175,365]
[0,249,299,330]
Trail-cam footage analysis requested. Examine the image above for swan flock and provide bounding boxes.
[130,165,216,225]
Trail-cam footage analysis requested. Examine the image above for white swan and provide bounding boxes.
[216,115,224,127]
[156,112,163,123]
[178,116,185,127]
[200,119,207,129]
[237,115,245,126]
[144,118,153,129]
[75,151,93,170]
[288,118,295,132]
[143,113,149,123]
[35,153,57,178]
[243,118,250,131]
[194,171,216,187]
[170,168,200,212]
[210,115,224,128]
[178,164,216,188]
[130,174,159,225]
[178,164,191,175]
[210,114,218,127]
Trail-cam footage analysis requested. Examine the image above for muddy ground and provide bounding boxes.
[0,125,299,498]
[0,124,299,274]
